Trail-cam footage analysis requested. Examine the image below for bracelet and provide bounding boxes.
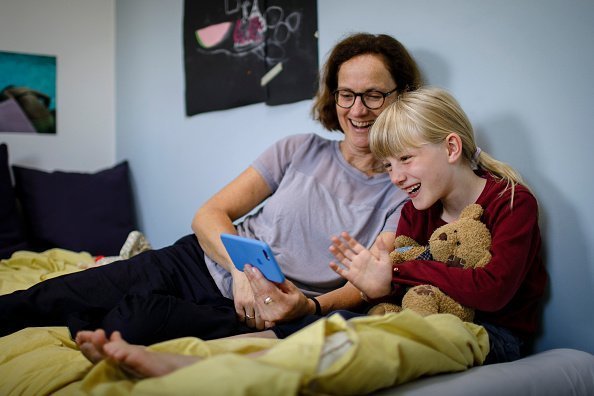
[310,297,322,316]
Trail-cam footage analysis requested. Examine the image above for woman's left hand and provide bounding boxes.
[243,264,312,328]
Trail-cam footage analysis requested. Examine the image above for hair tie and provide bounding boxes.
[473,147,482,161]
[471,147,482,169]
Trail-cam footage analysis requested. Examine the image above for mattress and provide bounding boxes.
[374,348,594,395]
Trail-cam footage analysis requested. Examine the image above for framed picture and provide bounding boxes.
[0,50,57,134]
[183,0,318,116]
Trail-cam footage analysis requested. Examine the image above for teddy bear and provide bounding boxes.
[368,203,492,323]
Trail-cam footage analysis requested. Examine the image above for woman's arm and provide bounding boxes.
[245,264,363,327]
[246,230,396,324]
[192,166,272,271]
[192,166,273,329]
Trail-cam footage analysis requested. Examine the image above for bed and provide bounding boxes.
[0,250,593,395]
[1,143,593,395]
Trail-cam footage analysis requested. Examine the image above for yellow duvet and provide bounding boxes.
[0,250,489,395]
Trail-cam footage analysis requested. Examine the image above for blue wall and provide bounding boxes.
[115,0,594,354]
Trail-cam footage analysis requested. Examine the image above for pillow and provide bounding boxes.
[0,143,28,258]
[12,161,137,256]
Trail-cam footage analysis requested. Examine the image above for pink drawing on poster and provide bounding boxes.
[196,22,233,48]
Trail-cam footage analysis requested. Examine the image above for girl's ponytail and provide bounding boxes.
[474,150,526,207]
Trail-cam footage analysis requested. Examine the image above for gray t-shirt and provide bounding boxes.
[205,133,408,298]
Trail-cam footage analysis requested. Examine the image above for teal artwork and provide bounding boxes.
[0,51,57,134]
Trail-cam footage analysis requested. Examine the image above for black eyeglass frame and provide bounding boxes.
[333,88,398,110]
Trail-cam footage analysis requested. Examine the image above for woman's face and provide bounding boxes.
[336,54,397,151]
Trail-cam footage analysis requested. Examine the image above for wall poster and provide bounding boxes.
[0,50,57,134]
[183,0,318,116]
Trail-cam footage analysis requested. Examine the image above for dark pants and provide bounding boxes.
[477,320,524,364]
[0,234,251,344]
[271,310,361,338]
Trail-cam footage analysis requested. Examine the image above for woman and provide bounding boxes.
[0,33,422,345]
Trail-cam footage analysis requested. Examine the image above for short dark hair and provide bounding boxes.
[312,33,423,132]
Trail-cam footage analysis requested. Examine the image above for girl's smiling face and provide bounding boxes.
[383,141,452,210]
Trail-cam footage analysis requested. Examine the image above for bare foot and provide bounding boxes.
[102,331,201,378]
[76,329,110,363]
[77,329,274,378]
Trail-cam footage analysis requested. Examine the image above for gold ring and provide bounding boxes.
[245,313,255,319]
[264,296,273,305]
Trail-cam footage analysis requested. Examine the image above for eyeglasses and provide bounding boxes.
[334,88,397,110]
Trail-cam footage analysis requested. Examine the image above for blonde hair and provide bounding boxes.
[370,86,525,206]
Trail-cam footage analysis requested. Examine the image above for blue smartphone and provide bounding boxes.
[220,234,285,283]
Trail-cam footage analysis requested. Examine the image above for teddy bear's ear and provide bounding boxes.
[460,203,484,220]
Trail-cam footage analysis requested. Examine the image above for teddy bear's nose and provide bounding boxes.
[439,233,447,241]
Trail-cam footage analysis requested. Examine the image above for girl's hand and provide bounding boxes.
[329,232,393,299]
[244,264,313,328]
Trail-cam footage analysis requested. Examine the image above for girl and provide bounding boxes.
[329,86,547,364]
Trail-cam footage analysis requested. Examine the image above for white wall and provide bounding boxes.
[116,0,594,354]
[0,0,115,171]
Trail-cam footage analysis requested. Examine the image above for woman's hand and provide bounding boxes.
[329,232,393,299]
[230,268,265,329]
[243,264,313,328]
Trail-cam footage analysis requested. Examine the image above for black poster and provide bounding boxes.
[183,0,318,116]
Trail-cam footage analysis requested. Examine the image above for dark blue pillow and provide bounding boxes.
[12,161,137,256]
[0,143,28,258]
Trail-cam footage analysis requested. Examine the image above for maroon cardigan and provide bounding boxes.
[392,173,548,339]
